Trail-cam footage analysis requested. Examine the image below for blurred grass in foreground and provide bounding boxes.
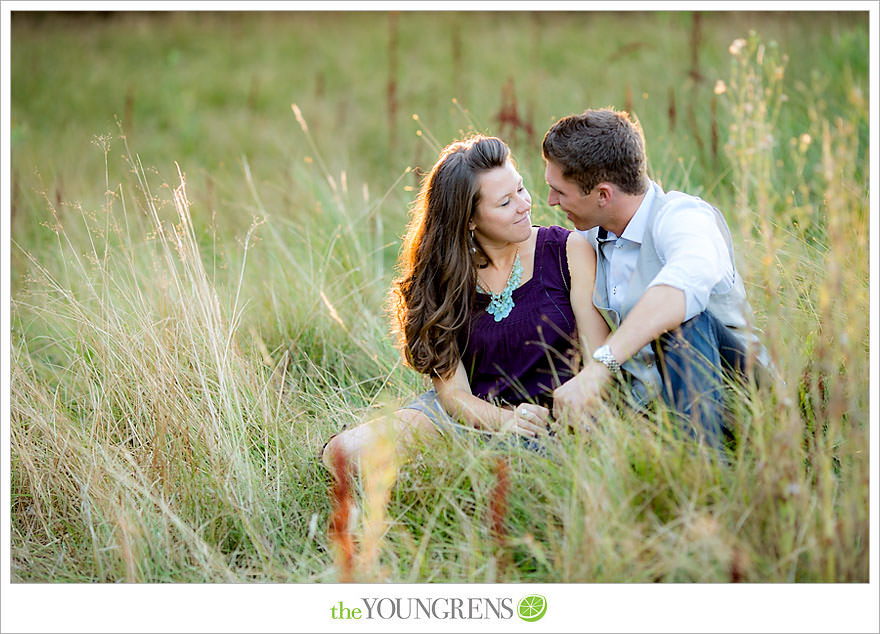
[9,12,869,582]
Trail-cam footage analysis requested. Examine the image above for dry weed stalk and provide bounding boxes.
[494,78,534,141]
[326,410,399,582]
[489,456,511,576]
[386,11,399,158]
[328,445,355,582]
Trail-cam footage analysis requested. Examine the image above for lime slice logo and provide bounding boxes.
[517,594,547,622]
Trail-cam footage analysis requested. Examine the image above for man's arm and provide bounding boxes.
[553,284,685,422]
[600,283,686,364]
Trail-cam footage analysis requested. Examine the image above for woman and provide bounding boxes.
[322,135,609,470]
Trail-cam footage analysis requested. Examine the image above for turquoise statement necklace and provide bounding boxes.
[481,250,522,322]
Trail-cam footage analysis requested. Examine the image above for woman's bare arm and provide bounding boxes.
[432,362,550,437]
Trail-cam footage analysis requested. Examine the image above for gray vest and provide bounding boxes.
[584,182,767,400]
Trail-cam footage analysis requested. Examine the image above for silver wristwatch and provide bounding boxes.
[592,344,621,374]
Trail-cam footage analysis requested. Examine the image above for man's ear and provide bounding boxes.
[596,183,613,206]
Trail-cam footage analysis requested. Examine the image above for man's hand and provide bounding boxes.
[552,362,612,428]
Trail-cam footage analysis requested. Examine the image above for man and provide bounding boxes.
[544,108,768,445]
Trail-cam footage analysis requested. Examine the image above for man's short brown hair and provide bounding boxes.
[542,108,648,195]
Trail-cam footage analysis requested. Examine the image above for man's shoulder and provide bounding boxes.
[647,183,733,254]
[651,181,717,215]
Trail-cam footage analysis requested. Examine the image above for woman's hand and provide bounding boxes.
[501,403,554,438]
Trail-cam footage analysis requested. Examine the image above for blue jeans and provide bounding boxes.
[651,311,750,448]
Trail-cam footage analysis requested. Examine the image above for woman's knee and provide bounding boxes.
[321,426,370,473]
[321,410,438,475]
[321,432,347,473]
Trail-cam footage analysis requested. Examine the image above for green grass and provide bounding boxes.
[9,11,870,583]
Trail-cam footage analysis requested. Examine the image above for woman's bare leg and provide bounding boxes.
[321,409,442,476]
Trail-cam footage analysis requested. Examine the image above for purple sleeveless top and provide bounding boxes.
[460,225,577,408]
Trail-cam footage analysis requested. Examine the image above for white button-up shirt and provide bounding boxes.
[594,183,734,323]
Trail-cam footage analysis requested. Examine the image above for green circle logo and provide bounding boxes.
[517,594,547,622]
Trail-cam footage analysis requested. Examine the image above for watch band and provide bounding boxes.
[592,344,621,374]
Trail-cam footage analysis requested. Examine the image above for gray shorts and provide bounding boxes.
[400,389,480,436]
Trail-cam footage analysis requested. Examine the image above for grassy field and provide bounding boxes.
[8,10,871,585]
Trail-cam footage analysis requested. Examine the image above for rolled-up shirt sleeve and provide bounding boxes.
[646,201,734,322]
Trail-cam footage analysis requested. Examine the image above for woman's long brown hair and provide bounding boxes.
[390,136,510,380]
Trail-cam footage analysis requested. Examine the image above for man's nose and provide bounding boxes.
[547,191,558,206]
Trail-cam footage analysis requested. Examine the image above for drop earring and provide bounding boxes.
[469,229,476,253]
